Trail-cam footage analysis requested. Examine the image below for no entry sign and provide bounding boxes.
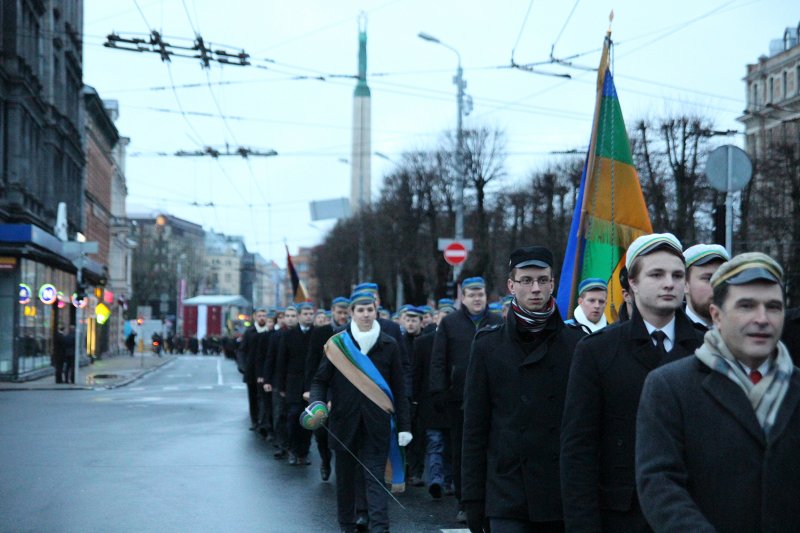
[443,241,468,266]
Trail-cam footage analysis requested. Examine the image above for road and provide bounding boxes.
[0,355,465,533]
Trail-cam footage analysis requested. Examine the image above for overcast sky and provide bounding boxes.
[83,0,797,265]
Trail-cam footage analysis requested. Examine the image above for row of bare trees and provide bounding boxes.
[312,114,800,308]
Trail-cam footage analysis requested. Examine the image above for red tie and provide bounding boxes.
[749,370,763,385]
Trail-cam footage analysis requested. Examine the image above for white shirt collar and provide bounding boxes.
[644,316,676,352]
[685,304,711,328]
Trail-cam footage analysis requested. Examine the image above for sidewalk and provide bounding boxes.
[0,352,177,391]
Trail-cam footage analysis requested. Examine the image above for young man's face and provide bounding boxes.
[352,303,377,331]
[299,308,314,327]
[710,282,784,368]
[462,288,487,315]
[578,289,607,324]
[421,313,433,327]
[507,266,553,313]
[629,252,685,319]
[314,312,327,326]
[686,261,724,321]
[254,311,267,327]
[283,309,298,328]
[332,306,349,327]
[404,315,422,335]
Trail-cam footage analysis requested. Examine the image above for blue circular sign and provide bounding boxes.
[39,284,57,305]
[19,284,32,305]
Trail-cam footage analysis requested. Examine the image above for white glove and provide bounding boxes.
[398,432,413,447]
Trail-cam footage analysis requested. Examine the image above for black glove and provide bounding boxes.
[463,500,485,533]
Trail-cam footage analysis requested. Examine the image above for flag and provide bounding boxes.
[286,245,310,303]
[556,31,653,322]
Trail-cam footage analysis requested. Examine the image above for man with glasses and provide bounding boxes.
[560,233,704,532]
[461,246,586,533]
[430,276,501,524]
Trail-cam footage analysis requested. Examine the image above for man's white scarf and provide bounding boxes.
[255,322,269,333]
[573,305,607,333]
[350,320,381,355]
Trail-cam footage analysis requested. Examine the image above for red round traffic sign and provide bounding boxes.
[443,241,468,266]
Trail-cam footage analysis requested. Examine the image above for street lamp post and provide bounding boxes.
[418,32,467,282]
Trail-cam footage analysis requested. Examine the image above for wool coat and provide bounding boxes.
[309,331,410,452]
[461,310,585,522]
[636,356,800,533]
[411,330,450,430]
[239,326,268,383]
[429,306,502,404]
[781,306,800,366]
[560,308,704,533]
[275,326,314,402]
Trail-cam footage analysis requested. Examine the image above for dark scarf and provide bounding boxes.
[511,296,556,334]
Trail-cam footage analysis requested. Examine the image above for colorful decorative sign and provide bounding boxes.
[72,293,88,309]
[39,284,57,305]
[57,291,67,309]
[18,284,32,305]
[95,303,111,325]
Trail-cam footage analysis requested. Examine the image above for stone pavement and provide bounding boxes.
[0,351,178,391]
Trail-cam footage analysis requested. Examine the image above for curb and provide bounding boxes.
[101,357,176,390]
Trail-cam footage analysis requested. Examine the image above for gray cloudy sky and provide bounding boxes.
[83,0,797,265]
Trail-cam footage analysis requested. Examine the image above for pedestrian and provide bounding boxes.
[461,246,586,533]
[567,278,608,332]
[62,325,76,384]
[401,306,426,487]
[239,308,270,431]
[276,302,316,466]
[429,276,502,524]
[255,313,276,438]
[53,325,68,383]
[305,296,351,481]
[617,266,634,322]
[636,252,800,532]
[560,233,704,532]
[125,331,136,356]
[266,305,297,459]
[682,243,730,331]
[309,290,411,533]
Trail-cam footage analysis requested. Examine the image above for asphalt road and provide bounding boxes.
[0,355,466,533]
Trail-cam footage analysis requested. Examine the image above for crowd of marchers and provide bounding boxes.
[235,233,800,533]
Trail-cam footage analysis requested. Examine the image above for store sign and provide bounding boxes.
[0,257,17,270]
[39,284,57,305]
[23,306,36,317]
[95,303,111,325]
[72,292,88,309]
[18,284,32,305]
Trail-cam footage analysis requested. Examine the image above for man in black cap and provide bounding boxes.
[239,308,270,431]
[430,276,501,523]
[461,246,586,533]
[560,233,704,532]
[636,252,800,532]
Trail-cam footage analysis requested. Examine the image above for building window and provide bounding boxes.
[782,71,788,101]
[751,82,758,109]
[796,65,800,95]
[768,77,774,103]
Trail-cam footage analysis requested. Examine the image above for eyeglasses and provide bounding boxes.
[512,276,552,287]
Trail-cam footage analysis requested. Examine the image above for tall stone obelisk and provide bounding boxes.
[350,14,371,214]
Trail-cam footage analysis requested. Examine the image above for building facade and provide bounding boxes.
[738,22,800,301]
[203,231,245,297]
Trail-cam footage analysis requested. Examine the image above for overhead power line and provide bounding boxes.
[104,31,250,67]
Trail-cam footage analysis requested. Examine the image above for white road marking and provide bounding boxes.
[197,386,213,390]
[163,386,179,391]
[230,385,246,390]
[441,530,470,533]
[217,357,224,386]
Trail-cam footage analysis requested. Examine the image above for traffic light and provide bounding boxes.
[75,282,86,301]
[445,281,456,299]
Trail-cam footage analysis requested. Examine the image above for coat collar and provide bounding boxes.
[628,308,699,370]
[701,364,766,447]
[505,307,564,366]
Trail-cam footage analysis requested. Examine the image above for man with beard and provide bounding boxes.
[683,244,730,331]
[561,233,704,532]
[636,252,800,532]
[462,246,586,532]
[276,302,315,466]
[239,308,271,431]
[305,296,350,481]
[430,276,502,524]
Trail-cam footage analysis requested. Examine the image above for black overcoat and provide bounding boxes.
[429,306,501,403]
[262,328,283,384]
[309,330,410,452]
[412,330,450,429]
[306,324,335,391]
[275,326,314,402]
[636,356,800,533]
[461,310,585,522]
[781,306,800,366]
[560,308,704,532]
[239,326,267,383]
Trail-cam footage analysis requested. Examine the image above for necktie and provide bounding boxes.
[750,370,763,385]
[651,330,668,354]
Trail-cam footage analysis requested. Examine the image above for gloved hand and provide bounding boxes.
[463,500,485,533]
[398,431,413,447]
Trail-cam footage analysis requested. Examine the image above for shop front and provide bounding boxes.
[0,224,105,381]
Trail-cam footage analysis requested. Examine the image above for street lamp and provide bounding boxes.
[418,31,467,282]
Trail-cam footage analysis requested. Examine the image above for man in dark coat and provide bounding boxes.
[560,233,705,533]
[255,314,276,438]
[430,276,501,522]
[305,296,350,481]
[462,246,586,532]
[239,308,270,430]
[53,325,68,383]
[400,306,425,487]
[780,306,800,365]
[276,302,315,466]
[310,291,411,533]
[265,306,294,459]
[636,252,800,532]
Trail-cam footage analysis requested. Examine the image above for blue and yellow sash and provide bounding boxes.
[324,331,405,492]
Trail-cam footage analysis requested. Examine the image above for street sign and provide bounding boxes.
[705,145,752,193]
[443,241,468,266]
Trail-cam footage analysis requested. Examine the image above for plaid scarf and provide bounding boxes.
[511,296,556,334]
[695,328,793,437]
